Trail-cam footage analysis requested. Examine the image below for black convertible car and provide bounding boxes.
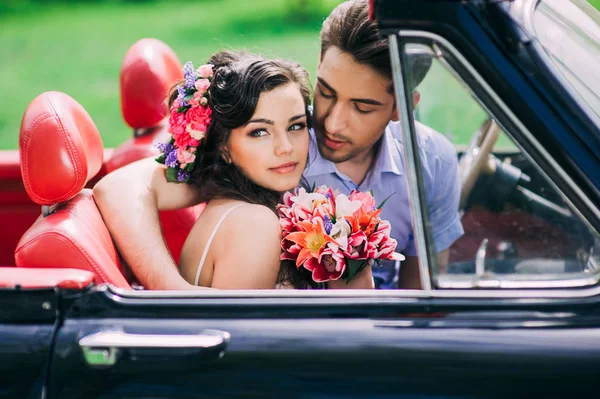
[2,0,600,397]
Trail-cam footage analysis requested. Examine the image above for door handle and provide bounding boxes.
[79,329,230,367]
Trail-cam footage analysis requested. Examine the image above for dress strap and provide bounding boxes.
[194,203,245,286]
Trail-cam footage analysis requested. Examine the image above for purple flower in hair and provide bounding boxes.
[177,85,188,106]
[177,170,191,182]
[183,61,197,89]
[154,140,174,154]
[165,150,178,168]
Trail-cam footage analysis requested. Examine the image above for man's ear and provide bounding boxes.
[412,91,421,108]
[391,91,421,122]
[391,104,400,122]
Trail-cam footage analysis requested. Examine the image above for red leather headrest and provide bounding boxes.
[19,91,103,206]
[120,38,183,129]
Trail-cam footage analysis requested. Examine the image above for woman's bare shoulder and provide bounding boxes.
[223,203,280,235]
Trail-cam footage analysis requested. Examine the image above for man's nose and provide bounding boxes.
[274,132,293,156]
[324,102,347,134]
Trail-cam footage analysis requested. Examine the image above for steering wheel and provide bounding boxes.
[458,118,501,210]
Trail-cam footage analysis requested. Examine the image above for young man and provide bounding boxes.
[93,0,463,290]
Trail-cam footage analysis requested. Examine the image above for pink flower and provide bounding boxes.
[168,109,187,135]
[185,105,212,139]
[173,131,199,149]
[349,190,377,213]
[194,78,211,94]
[302,247,346,282]
[189,92,203,108]
[176,147,196,168]
[196,64,214,78]
[280,238,300,261]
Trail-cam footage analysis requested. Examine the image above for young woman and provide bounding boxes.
[158,51,374,290]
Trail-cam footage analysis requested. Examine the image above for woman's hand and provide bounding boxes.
[327,263,374,289]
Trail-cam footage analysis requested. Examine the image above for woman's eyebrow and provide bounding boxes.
[246,118,274,125]
[289,114,306,122]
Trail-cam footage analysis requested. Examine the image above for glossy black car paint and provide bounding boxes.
[48,287,600,398]
[4,1,600,398]
[0,289,57,398]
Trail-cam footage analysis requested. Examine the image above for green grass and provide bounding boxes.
[1,0,600,150]
[0,0,340,149]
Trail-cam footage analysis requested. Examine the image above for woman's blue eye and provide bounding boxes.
[249,129,268,137]
[289,122,307,131]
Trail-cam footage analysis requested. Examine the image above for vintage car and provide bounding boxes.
[1,0,600,397]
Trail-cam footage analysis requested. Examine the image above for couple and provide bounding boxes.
[94,0,463,290]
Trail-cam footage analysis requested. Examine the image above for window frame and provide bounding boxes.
[388,30,600,292]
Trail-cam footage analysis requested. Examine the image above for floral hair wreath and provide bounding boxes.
[155,61,214,183]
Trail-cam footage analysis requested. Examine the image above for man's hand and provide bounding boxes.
[93,157,201,290]
[398,249,449,289]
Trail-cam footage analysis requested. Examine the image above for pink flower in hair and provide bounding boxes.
[173,131,199,149]
[194,78,211,94]
[176,147,196,168]
[168,108,188,135]
[197,64,214,78]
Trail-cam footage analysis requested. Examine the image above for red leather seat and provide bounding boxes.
[15,91,130,289]
[105,38,182,174]
[105,38,205,265]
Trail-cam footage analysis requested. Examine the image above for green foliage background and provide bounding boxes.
[1,0,599,149]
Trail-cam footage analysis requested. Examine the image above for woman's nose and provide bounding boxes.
[274,132,293,156]
[324,102,347,134]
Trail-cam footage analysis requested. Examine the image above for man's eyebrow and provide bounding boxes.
[246,118,274,125]
[317,77,336,94]
[317,77,384,106]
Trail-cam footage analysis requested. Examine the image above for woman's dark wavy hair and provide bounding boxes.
[167,50,319,289]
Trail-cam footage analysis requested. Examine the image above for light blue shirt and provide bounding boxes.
[303,121,464,289]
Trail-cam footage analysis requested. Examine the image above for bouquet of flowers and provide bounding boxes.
[278,185,404,284]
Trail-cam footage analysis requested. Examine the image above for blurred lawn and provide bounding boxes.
[1,0,600,150]
[0,0,341,149]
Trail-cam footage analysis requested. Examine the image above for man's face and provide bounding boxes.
[313,47,397,163]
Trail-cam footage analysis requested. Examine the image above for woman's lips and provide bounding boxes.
[270,162,298,174]
[323,135,346,150]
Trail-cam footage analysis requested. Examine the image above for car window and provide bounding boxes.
[397,41,600,289]
[533,0,600,128]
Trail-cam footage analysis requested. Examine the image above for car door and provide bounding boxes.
[0,286,55,399]
[0,268,96,399]
[47,286,600,399]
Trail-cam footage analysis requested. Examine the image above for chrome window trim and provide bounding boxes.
[388,34,433,291]
[108,280,600,300]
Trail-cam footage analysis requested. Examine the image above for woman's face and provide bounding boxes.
[228,82,309,192]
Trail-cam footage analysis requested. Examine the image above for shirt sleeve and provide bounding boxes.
[404,130,464,256]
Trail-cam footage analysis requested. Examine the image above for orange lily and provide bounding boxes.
[285,220,337,267]
[346,207,382,237]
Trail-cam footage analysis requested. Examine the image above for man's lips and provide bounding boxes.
[270,162,298,174]
[323,134,347,150]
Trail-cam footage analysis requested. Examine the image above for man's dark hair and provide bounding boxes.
[320,0,432,92]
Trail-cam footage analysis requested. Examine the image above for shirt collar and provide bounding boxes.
[376,123,403,176]
[303,125,404,178]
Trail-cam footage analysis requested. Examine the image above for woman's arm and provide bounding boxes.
[93,157,202,290]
